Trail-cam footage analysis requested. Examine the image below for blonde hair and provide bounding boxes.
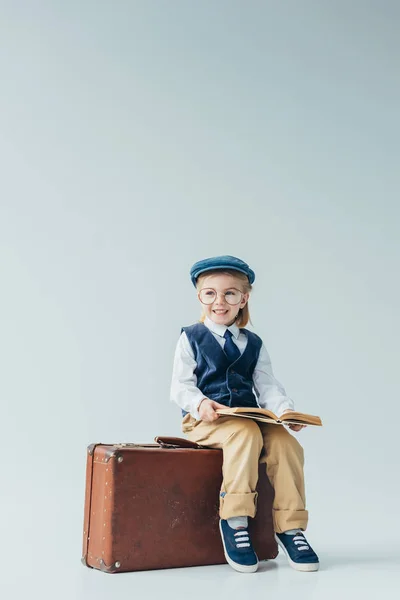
[195,269,253,328]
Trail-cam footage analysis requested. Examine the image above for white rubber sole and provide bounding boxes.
[275,534,319,572]
[219,521,259,573]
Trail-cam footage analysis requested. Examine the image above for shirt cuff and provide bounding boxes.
[275,400,295,418]
[190,396,207,420]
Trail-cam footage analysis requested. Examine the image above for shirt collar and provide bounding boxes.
[204,315,240,339]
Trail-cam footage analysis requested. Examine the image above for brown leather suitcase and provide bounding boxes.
[82,437,278,573]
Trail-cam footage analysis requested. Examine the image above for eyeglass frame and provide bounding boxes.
[197,287,246,306]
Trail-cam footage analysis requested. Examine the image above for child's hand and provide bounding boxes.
[281,409,307,432]
[287,423,306,432]
[199,398,227,423]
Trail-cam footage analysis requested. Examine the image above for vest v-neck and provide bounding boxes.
[202,322,249,366]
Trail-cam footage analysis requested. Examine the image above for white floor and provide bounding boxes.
[2,541,398,600]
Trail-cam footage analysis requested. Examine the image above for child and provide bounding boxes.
[170,255,319,573]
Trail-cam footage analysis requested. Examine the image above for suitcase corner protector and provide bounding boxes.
[87,443,97,456]
[98,559,121,573]
[81,555,92,568]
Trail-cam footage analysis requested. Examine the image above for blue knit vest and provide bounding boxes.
[180,322,263,417]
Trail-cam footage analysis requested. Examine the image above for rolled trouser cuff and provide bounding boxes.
[273,509,309,533]
[219,492,258,519]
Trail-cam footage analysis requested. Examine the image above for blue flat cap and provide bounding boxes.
[190,255,255,287]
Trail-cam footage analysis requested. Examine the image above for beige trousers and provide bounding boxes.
[182,414,308,533]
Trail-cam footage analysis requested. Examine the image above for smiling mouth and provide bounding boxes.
[213,310,228,314]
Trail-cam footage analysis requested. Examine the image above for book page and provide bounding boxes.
[279,412,322,426]
[216,407,279,421]
[215,408,322,427]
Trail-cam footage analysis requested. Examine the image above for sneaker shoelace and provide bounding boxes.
[292,532,310,551]
[234,529,251,549]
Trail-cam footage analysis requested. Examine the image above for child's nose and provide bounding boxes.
[214,293,227,305]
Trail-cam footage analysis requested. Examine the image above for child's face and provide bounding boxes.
[197,273,249,327]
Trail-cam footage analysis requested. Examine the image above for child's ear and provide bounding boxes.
[241,293,249,307]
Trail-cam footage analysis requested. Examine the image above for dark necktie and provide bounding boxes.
[223,330,241,363]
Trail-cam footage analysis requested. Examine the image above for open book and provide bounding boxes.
[215,407,322,427]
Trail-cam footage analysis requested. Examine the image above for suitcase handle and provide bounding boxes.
[154,436,207,449]
[87,439,210,453]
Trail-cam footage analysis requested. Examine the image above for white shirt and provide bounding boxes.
[170,316,295,420]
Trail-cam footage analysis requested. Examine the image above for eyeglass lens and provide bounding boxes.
[199,288,242,305]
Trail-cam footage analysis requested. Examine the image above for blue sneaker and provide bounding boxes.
[275,531,319,572]
[219,519,258,573]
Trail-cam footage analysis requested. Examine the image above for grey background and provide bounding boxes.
[1,1,399,599]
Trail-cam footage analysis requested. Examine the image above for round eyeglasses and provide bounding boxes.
[198,288,244,306]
